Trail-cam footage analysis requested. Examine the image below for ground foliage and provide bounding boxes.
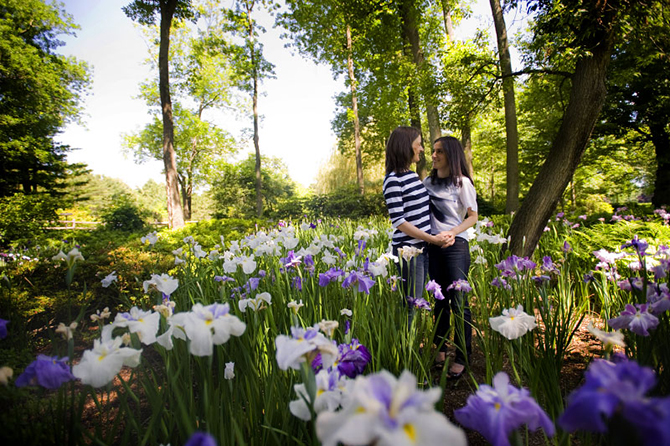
[0,210,669,445]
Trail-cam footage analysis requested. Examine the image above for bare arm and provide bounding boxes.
[397,222,449,246]
[439,208,478,241]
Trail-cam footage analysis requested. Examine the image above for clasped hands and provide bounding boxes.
[433,231,455,248]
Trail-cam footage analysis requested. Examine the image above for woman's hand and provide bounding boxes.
[438,230,456,242]
[434,231,455,248]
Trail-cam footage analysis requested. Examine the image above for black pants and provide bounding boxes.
[428,238,472,365]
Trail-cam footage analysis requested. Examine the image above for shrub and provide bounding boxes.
[100,194,147,232]
[303,185,386,219]
[0,193,60,247]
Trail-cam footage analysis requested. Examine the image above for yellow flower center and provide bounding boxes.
[404,424,417,442]
[495,402,501,411]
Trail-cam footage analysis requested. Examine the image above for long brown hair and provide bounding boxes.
[385,126,421,175]
[429,136,472,187]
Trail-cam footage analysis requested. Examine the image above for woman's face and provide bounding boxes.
[411,135,423,163]
[431,141,447,170]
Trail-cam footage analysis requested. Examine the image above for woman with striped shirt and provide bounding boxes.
[382,126,450,306]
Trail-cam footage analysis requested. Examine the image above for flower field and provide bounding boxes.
[1,211,669,445]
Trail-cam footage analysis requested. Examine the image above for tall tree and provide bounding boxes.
[280,0,379,195]
[0,0,89,199]
[507,0,632,257]
[124,4,239,220]
[224,0,275,217]
[123,0,194,229]
[123,104,237,219]
[597,0,670,207]
[399,0,442,178]
[346,22,364,194]
[210,154,295,218]
[489,0,519,213]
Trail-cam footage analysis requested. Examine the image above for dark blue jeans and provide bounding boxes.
[392,243,428,301]
[428,238,472,365]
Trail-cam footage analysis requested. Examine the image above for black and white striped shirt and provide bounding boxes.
[383,170,431,246]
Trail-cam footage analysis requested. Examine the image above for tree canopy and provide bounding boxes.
[0,0,89,198]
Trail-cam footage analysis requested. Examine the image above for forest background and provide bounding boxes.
[0,0,668,252]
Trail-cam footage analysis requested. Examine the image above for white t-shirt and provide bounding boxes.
[423,175,478,240]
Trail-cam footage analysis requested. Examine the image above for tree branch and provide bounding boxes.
[498,68,574,79]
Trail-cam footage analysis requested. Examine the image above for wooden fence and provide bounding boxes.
[47,214,174,230]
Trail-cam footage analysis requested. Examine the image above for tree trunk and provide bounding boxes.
[489,0,519,214]
[460,120,474,178]
[440,0,455,41]
[253,72,262,218]
[177,174,191,220]
[400,0,440,179]
[650,120,670,207]
[507,30,616,257]
[159,0,185,229]
[346,23,364,195]
[244,1,262,218]
[407,88,427,179]
[489,155,495,205]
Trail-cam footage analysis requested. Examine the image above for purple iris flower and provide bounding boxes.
[0,318,8,339]
[304,254,315,274]
[292,276,302,291]
[310,222,317,229]
[495,255,536,278]
[337,339,372,378]
[406,296,431,310]
[532,275,551,284]
[15,355,76,389]
[280,250,302,269]
[214,275,235,283]
[355,239,366,257]
[314,339,372,378]
[608,303,659,336]
[541,256,559,274]
[559,357,670,444]
[184,431,217,446]
[563,241,572,253]
[245,277,261,291]
[230,286,244,299]
[258,269,266,278]
[622,235,649,256]
[334,247,346,259]
[344,320,351,335]
[342,271,375,294]
[647,285,670,315]
[651,262,668,280]
[425,280,445,300]
[387,275,404,292]
[491,277,511,290]
[556,212,565,219]
[583,272,595,283]
[446,279,472,293]
[319,268,344,287]
[454,372,554,446]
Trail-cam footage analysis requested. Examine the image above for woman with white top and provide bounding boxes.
[382,126,449,306]
[424,136,478,379]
